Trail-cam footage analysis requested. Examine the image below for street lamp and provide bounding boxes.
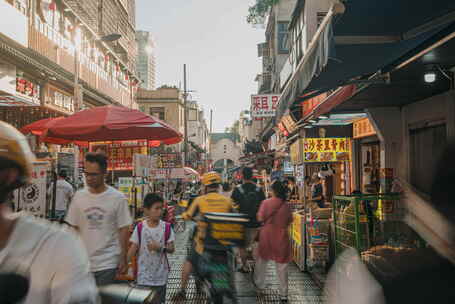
[74,33,122,112]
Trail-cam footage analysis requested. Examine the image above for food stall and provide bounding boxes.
[288,136,353,280]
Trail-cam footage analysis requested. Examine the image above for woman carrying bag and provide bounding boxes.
[253,180,293,303]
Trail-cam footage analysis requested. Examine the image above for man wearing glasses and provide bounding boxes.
[66,152,132,286]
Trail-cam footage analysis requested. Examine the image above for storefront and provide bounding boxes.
[352,117,380,193]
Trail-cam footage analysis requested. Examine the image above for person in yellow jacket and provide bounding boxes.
[175,171,235,299]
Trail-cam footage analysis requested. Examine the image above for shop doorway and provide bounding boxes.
[360,142,380,193]
[410,123,447,195]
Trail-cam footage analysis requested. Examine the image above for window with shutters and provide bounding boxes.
[150,107,165,121]
[277,22,290,54]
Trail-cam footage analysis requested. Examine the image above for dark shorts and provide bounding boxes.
[93,268,117,286]
[186,246,200,267]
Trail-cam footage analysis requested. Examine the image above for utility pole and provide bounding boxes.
[210,109,213,133]
[183,64,188,167]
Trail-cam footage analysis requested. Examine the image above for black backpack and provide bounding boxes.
[237,184,262,226]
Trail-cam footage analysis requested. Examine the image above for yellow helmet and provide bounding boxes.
[201,171,222,186]
[0,121,34,188]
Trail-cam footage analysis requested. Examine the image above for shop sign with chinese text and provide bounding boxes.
[304,138,351,162]
[133,154,157,177]
[150,169,169,179]
[250,94,280,118]
[45,86,74,114]
[353,117,376,139]
[90,140,148,171]
[157,153,183,168]
[301,92,328,118]
[20,162,48,217]
[16,76,40,105]
[290,139,303,164]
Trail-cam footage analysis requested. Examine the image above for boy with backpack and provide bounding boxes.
[127,193,175,303]
[231,167,266,273]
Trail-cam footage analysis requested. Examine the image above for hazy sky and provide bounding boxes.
[136,0,265,132]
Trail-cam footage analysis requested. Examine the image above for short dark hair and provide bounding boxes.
[85,152,108,173]
[58,170,67,178]
[271,180,288,201]
[143,193,164,209]
[222,182,231,192]
[242,167,253,180]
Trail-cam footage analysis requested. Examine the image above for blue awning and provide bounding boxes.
[276,0,455,122]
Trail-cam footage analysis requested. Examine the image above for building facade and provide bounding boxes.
[252,0,297,143]
[136,87,185,139]
[136,30,156,90]
[187,100,209,152]
[209,133,241,174]
[137,87,210,170]
[0,0,139,129]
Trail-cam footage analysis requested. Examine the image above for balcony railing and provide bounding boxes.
[27,20,133,107]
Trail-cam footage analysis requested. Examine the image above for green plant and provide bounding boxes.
[247,0,280,25]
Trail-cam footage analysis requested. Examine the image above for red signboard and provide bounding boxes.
[251,94,280,118]
[301,92,328,118]
[90,140,148,171]
[16,77,40,104]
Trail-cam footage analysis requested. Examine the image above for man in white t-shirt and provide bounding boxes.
[55,170,74,219]
[0,121,97,304]
[66,152,133,286]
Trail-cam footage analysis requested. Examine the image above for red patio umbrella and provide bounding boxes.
[21,117,64,136]
[21,117,89,147]
[42,105,182,145]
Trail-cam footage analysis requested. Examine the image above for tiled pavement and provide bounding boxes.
[165,223,324,303]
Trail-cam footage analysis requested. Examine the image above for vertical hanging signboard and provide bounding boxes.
[20,162,48,217]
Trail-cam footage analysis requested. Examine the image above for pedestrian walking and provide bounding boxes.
[127,193,175,303]
[231,167,266,272]
[253,180,292,303]
[0,122,97,304]
[66,152,133,286]
[55,170,74,220]
[174,172,236,302]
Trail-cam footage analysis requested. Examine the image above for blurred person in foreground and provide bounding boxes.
[174,172,236,301]
[0,121,97,304]
[66,152,133,286]
[325,142,455,304]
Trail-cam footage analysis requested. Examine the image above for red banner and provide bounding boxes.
[90,140,148,171]
[301,92,328,119]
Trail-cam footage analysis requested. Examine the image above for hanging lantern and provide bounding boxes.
[125,73,129,81]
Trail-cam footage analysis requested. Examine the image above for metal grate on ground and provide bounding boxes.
[165,222,324,303]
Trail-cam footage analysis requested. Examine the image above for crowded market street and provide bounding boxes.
[1,0,455,304]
